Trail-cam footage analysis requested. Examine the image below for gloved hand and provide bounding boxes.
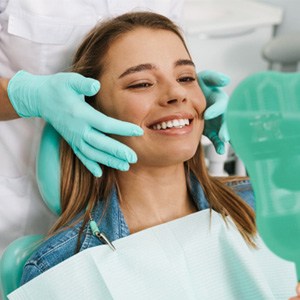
[8,71,143,177]
[197,70,230,154]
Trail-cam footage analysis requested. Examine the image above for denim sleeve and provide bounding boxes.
[228,180,255,211]
[20,263,43,286]
[231,181,256,211]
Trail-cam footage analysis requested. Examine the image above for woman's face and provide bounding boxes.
[98,27,206,167]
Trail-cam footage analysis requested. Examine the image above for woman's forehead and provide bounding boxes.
[103,28,190,74]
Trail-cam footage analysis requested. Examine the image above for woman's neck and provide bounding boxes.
[116,164,197,233]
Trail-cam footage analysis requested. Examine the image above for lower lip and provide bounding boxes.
[149,123,193,136]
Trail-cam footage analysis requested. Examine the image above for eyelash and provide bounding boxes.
[127,82,153,89]
[127,77,196,89]
[177,76,196,83]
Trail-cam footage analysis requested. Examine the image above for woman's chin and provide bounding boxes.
[136,149,197,168]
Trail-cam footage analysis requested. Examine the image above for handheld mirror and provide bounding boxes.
[225,71,300,280]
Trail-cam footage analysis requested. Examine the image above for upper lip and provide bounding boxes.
[147,112,195,128]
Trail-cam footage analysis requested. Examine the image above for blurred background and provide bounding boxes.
[180,0,300,176]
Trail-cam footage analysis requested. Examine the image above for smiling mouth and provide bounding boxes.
[150,118,193,130]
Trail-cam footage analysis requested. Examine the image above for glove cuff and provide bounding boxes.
[8,70,39,118]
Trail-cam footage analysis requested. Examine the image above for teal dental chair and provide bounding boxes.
[262,32,300,72]
[0,124,61,300]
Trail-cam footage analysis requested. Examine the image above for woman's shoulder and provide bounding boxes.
[20,219,99,285]
[224,177,256,210]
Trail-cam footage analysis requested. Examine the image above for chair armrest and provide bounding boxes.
[0,235,43,300]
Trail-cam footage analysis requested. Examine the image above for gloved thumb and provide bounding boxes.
[68,73,101,96]
[219,120,230,143]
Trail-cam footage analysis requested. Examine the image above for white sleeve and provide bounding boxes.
[0,0,9,13]
[151,0,185,27]
[168,0,185,25]
[107,0,185,26]
[149,0,185,25]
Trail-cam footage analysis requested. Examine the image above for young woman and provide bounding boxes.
[20,11,298,298]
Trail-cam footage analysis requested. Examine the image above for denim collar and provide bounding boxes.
[88,173,210,244]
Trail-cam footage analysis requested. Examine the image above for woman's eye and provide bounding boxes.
[178,76,196,83]
[127,82,153,89]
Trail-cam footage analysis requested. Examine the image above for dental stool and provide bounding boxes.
[0,124,61,300]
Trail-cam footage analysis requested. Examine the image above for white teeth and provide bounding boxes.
[167,120,173,128]
[151,118,191,130]
[179,119,185,126]
[173,119,180,127]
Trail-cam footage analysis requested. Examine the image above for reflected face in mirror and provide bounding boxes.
[98,27,206,167]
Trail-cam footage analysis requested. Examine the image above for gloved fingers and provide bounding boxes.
[215,140,225,155]
[74,147,103,177]
[204,91,228,120]
[77,142,131,172]
[205,131,225,155]
[67,73,101,97]
[88,111,144,137]
[197,70,230,87]
[84,128,138,163]
[218,121,230,143]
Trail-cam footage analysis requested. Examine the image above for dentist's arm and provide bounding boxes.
[0,77,19,120]
[197,70,230,155]
[3,71,144,177]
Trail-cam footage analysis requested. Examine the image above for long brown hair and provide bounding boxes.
[50,12,256,248]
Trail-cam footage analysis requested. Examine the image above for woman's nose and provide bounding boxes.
[167,98,181,104]
[160,82,187,106]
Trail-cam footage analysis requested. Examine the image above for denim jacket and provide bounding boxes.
[21,176,255,285]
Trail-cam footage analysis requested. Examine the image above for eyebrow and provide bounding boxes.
[118,59,195,79]
[174,59,195,68]
[119,63,156,78]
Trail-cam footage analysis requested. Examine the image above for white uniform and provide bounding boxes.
[0,0,184,255]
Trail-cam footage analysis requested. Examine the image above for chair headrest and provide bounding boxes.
[36,123,61,215]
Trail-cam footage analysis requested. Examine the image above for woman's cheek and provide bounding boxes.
[194,91,207,116]
[119,94,154,123]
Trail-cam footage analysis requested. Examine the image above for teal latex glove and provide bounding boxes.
[226,71,300,280]
[198,70,230,154]
[8,71,143,177]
